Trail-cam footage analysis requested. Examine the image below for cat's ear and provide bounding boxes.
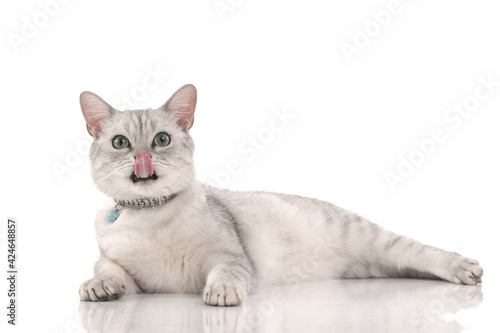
[80,91,115,136]
[160,84,197,130]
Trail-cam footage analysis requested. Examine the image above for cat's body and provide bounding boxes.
[79,84,483,306]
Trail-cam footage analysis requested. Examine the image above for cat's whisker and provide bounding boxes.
[154,164,188,181]
[154,164,192,189]
[154,161,174,170]
[95,164,133,186]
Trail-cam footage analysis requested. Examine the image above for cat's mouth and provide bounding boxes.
[131,173,158,183]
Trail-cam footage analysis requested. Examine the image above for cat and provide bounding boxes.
[78,84,483,306]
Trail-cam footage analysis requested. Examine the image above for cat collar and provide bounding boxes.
[107,194,177,222]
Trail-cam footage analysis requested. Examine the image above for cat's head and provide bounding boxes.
[80,84,197,200]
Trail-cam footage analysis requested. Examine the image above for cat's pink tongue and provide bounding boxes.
[135,152,154,178]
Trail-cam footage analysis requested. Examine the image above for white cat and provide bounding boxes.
[79,84,483,306]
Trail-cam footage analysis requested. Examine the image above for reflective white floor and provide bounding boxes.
[77,279,491,333]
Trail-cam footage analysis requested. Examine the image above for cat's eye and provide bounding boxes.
[153,133,170,147]
[112,135,130,149]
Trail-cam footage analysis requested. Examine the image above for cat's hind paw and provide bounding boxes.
[451,259,483,285]
[79,277,125,301]
[203,281,245,306]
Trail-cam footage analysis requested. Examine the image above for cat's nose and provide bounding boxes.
[134,151,154,178]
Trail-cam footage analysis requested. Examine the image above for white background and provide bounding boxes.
[1,0,499,332]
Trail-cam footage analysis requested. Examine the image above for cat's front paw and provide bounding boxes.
[203,281,245,306]
[79,277,125,301]
[450,258,483,285]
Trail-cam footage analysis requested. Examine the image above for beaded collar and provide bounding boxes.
[107,194,177,222]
